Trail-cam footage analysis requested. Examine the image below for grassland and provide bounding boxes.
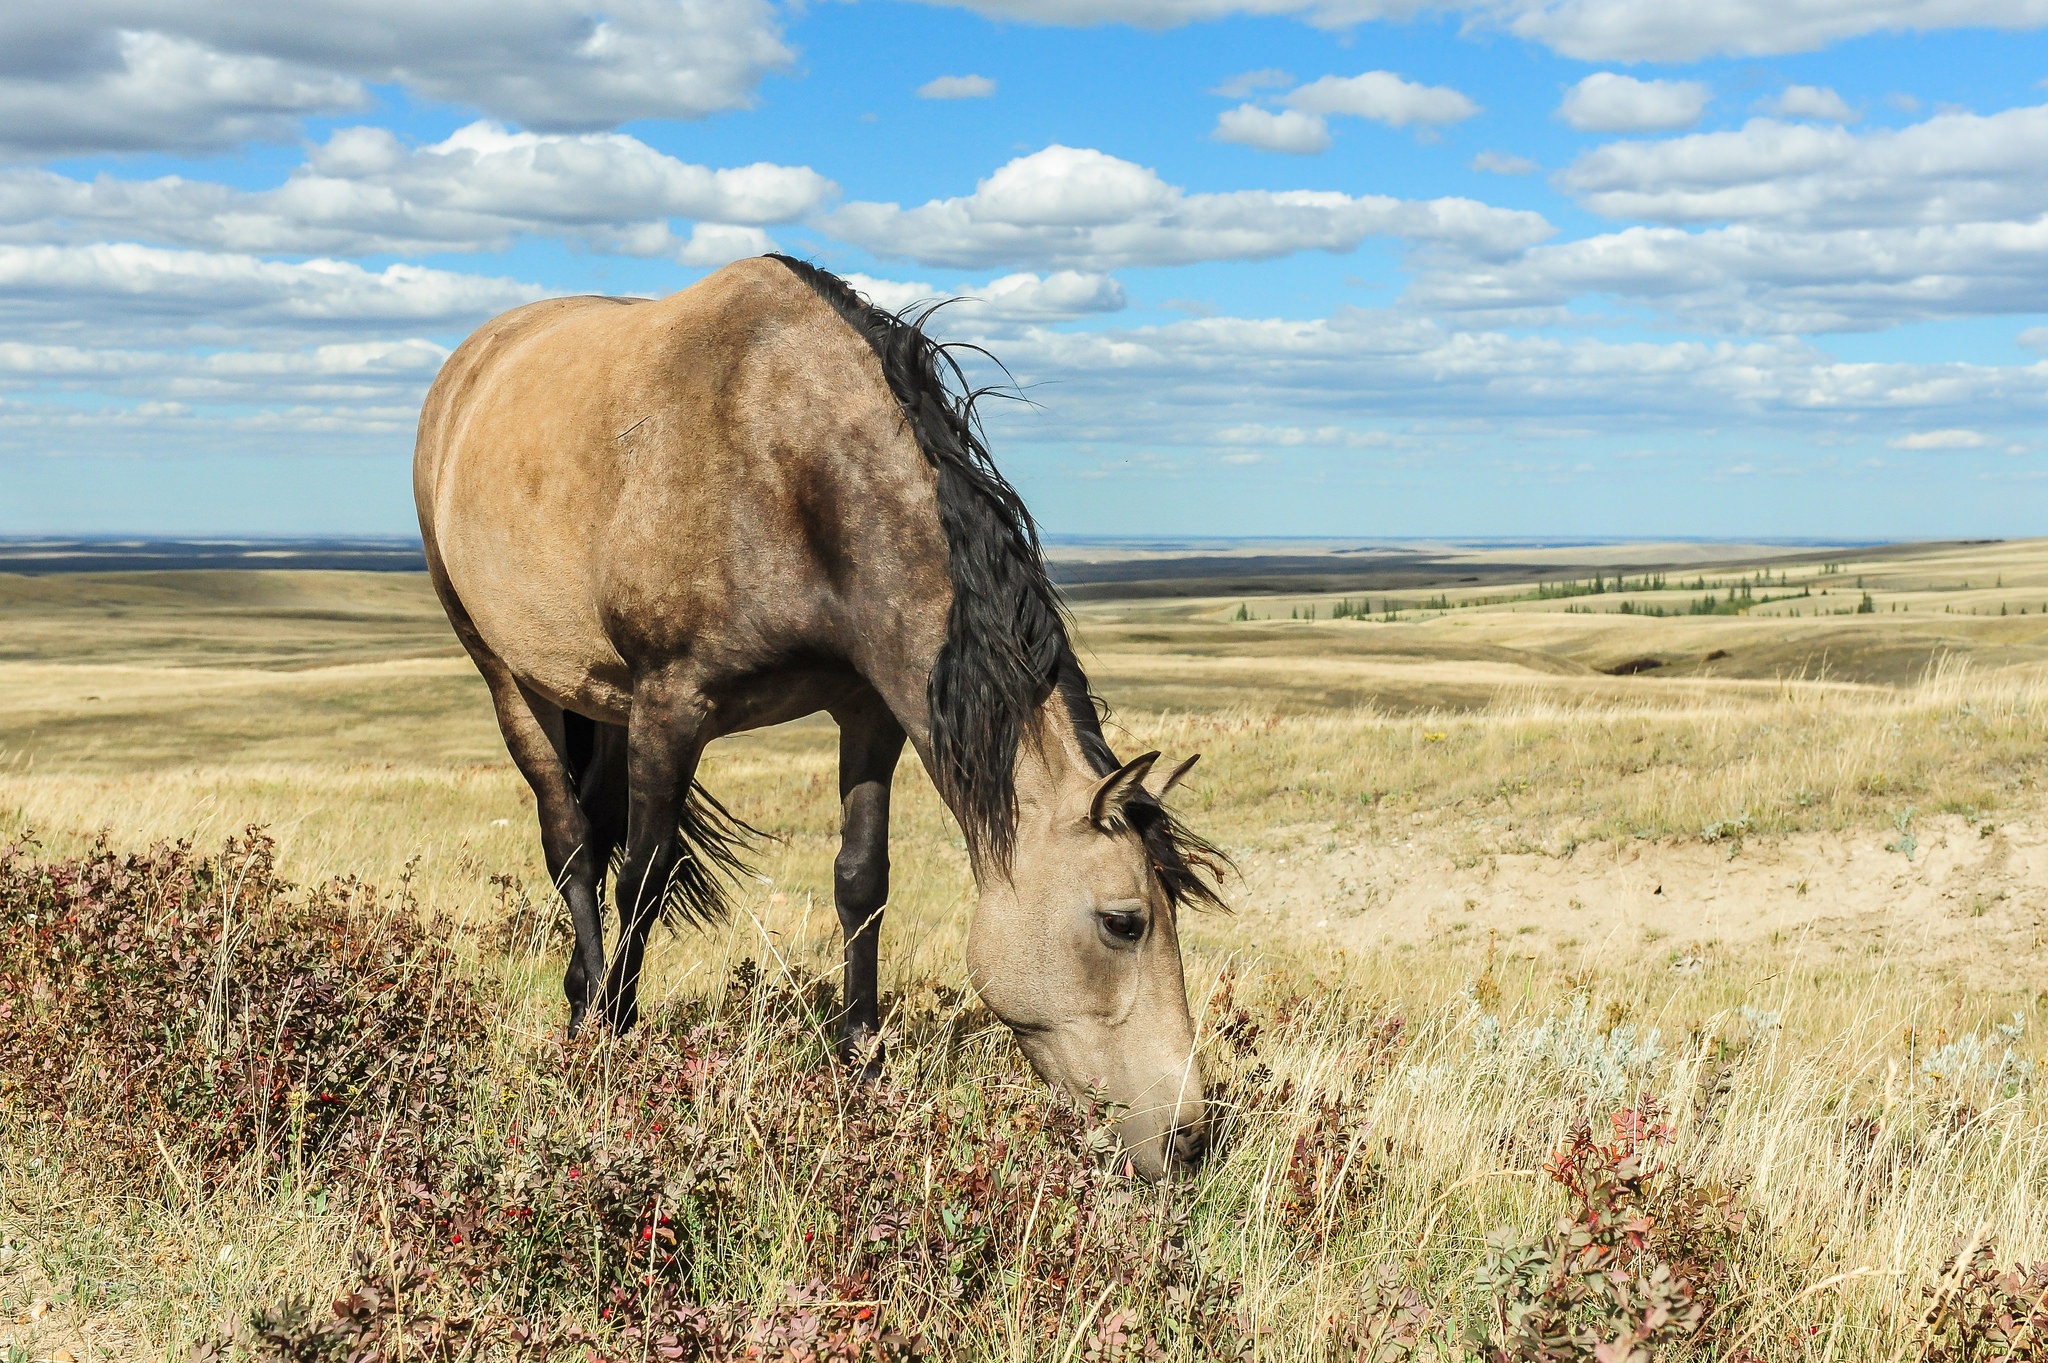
[3,539,2047,1360]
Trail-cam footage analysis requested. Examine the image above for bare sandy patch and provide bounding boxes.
[1237,813,2048,992]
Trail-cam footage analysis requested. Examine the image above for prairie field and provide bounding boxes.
[3,538,2048,1360]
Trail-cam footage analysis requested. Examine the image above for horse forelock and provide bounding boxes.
[766,255,1228,909]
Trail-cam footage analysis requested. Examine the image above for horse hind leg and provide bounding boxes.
[465,662,612,1035]
[831,692,907,1080]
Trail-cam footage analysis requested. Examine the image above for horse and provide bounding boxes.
[412,255,1227,1177]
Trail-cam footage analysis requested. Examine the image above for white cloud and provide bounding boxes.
[0,30,365,159]
[0,339,448,410]
[918,74,997,99]
[901,0,1428,28]
[2020,326,2048,349]
[972,270,1128,318]
[1287,70,1479,126]
[968,146,1177,226]
[1213,68,1293,98]
[1217,70,1478,154]
[0,242,546,332]
[1559,73,1712,132]
[677,223,779,265]
[1890,428,1992,448]
[1213,422,1398,447]
[1408,217,2048,333]
[912,0,2048,60]
[0,122,834,258]
[1559,104,2048,229]
[1473,150,1538,174]
[1496,0,2048,63]
[824,144,1553,269]
[840,273,944,315]
[1757,84,1858,121]
[927,306,2048,458]
[841,270,1128,322]
[0,1,791,157]
[1214,105,1332,154]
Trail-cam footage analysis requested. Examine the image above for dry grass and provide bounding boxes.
[2,543,2047,1359]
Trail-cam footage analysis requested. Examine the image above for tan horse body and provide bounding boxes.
[414,256,1220,1176]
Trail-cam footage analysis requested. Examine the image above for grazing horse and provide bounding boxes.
[413,255,1226,1176]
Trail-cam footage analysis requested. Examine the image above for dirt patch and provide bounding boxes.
[1234,813,2048,991]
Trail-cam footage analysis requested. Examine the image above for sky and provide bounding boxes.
[2,1,2046,540]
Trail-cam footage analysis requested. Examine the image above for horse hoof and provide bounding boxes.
[838,1036,886,1082]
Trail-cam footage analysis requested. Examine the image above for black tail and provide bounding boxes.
[562,711,761,927]
[660,782,760,928]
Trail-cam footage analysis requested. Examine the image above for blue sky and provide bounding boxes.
[2,0,2045,539]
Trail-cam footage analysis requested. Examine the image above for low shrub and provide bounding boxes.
[0,828,485,1181]
[1916,1236,2048,1362]
[1472,1099,1746,1362]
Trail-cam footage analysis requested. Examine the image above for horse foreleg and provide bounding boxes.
[602,679,708,1033]
[831,693,907,1080]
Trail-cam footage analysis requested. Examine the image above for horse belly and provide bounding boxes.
[445,529,634,722]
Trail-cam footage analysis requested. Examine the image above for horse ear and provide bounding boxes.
[1088,751,1160,829]
[1147,754,1199,800]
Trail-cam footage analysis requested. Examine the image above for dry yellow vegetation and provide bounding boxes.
[1,539,2046,1359]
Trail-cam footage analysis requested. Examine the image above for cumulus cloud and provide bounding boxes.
[0,0,791,157]
[940,306,2048,457]
[1757,84,1858,121]
[824,145,1553,269]
[0,122,834,259]
[0,338,448,410]
[1407,217,2048,333]
[1496,0,2048,63]
[1215,70,1478,154]
[1288,70,1479,126]
[0,239,549,444]
[1215,105,1332,154]
[1889,428,1994,448]
[1213,68,1293,98]
[677,223,780,265]
[913,0,2048,61]
[1473,150,1538,174]
[918,74,997,98]
[1559,103,2048,229]
[968,146,1177,226]
[0,242,546,334]
[973,270,1128,318]
[903,0,1425,27]
[1559,73,1711,132]
[0,31,365,160]
[843,269,1128,321]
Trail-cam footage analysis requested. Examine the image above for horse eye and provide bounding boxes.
[1098,910,1146,945]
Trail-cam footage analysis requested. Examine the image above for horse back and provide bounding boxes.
[415,257,952,729]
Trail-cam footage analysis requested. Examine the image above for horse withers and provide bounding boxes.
[412,255,1228,1177]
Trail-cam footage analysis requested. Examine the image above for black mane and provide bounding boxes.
[769,255,1227,910]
